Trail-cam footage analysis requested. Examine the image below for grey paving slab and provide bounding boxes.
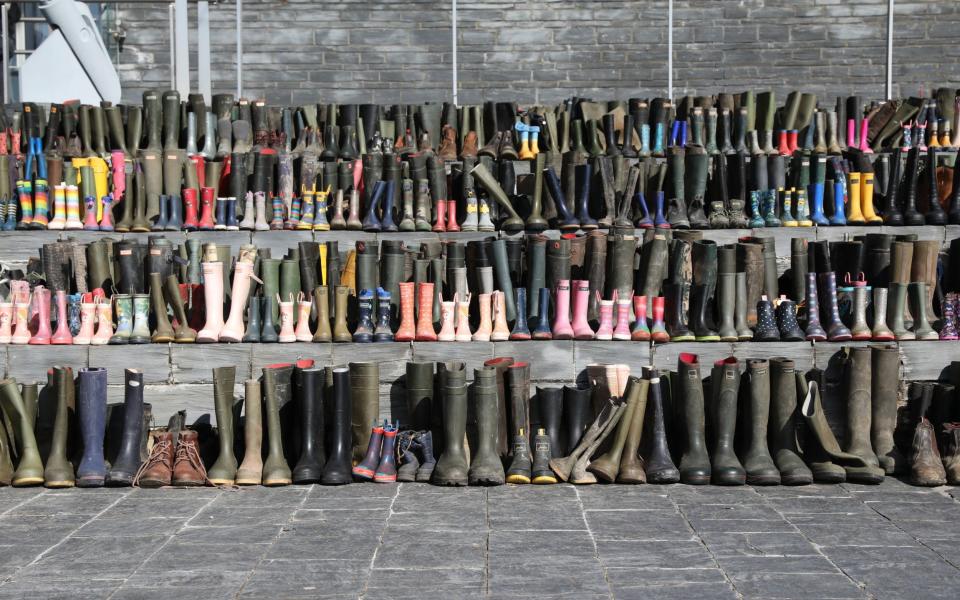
[0,482,956,599]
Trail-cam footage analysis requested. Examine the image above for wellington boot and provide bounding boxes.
[207,367,238,485]
[741,360,780,485]
[353,423,383,481]
[769,358,812,485]
[433,362,469,486]
[800,374,875,483]
[641,368,679,483]
[196,262,225,343]
[311,285,332,343]
[147,273,175,343]
[332,286,352,342]
[235,380,263,485]
[76,368,108,487]
[549,396,616,483]
[568,400,626,485]
[841,347,883,484]
[42,367,76,488]
[468,368,504,486]
[163,275,197,343]
[871,345,906,474]
[321,367,353,485]
[0,379,44,487]
[104,368,145,487]
[261,365,292,486]
[710,357,746,485]
[349,362,380,465]
[677,353,710,484]
[505,362,533,483]
[908,282,938,340]
[615,378,649,484]
[589,376,644,483]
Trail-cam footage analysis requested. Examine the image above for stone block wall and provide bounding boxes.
[116,0,960,105]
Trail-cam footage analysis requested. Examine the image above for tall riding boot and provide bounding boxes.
[321,366,353,485]
[769,358,812,485]
[741,360,780,485]
[76,368,108,487]
[433,362,469,486]
[207,367,238,485]
[468,368,504,486]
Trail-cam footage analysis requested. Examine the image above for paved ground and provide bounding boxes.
[0,479,958,599]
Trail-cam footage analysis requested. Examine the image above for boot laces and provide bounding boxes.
[175,438,212,486]
[132,438,173,486]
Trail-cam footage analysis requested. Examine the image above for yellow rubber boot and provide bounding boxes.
[89,157,109,221]
[861,171,881,224]
[846,172,865,224]
[318,244,328,286]
[517,123,534,160]
[796,189,813,226]
[782,188,798,226]
[529,125,541,157]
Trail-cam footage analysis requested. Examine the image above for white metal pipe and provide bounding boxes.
[2,4,9,104]
[236,0,242,98]
[886,0,894,99]
[168,3,175,89]
[452,0,458,106]
[667,0,673,101]
[197,0,210,103]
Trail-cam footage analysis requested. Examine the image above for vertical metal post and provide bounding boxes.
[174,0,190,95]
[197,1,211,103]
[452,0,458,106]
[885,0,894,99]
[168,4,176,89]
[236,0,243,98]
[667,0,673,101]
[1,4,9,105]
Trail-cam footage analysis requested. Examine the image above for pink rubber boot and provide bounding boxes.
[552,280,574,340]
[196,262,225,342]
[570,280,594,340]
[29,286,52,345]
[631,295,651,341]
[613,294,632,340]
[595,294,614,340]
[51,290,74,344]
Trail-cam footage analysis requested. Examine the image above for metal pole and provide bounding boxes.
[168,3,175,89]
[197,0,210,103]
[885,0,894,99]
[174,0,189,95]
[451,0,458,106]
[2,4,9,104]
[667,0,673,101]
[236,0,242,98]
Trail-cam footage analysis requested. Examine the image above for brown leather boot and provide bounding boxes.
[943,423,960,485]
[460,131,478,159]
[172,430,208,486]
[133,431,174,488]
[437,125,457,161]
[910,417,947,486]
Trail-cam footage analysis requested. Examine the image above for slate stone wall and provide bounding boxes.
[116,0,960,105]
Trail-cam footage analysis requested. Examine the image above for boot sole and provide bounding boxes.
[12,477,45,486]
[262,479,293,486]
[532,475,558,484]
[44,480,76,488]
[234,479,262,486]
[208,478,236,486]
